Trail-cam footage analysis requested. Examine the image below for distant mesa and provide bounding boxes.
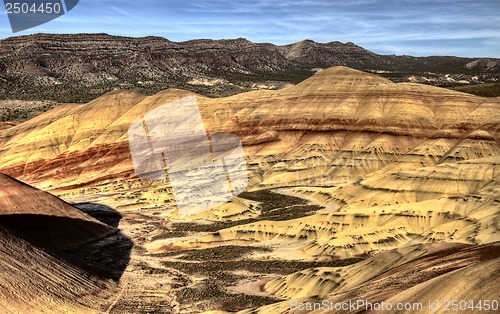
[0,33,498,102]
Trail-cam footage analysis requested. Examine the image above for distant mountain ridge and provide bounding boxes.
[0,33,499,102]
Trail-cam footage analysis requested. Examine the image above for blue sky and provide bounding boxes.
[1,0,499,57]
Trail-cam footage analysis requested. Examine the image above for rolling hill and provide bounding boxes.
[0,173,119,313]
[0,66,498,313]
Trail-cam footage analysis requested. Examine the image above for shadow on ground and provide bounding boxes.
[66,202,133,281]
[0,203,132,281]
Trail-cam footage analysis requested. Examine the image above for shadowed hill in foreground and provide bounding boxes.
[0,173,122,313]
[0,171,147,313]
[0,173,114,249]
[0,226,116,314]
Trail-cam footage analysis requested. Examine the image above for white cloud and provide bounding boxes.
[0,0,498,57]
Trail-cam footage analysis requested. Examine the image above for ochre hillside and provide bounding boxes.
[0,67,498,252]
[0,66,499,313]
[0,67,498,188]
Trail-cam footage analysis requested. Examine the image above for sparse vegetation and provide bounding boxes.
[165,190,323,234]
[162,258,363,275]
[164,257,362,312]
[446,82,500,97]
[0,100,60,122]
[177,281,280,312]
[1,34,498,103]
[157,245,272,260]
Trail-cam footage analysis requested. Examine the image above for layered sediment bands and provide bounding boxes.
[166,188,499,258]
[0,122,19,130]
[0,67,498,187]
[0,66,499,313]
[264,243,435,299]
[0,67,498,257]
